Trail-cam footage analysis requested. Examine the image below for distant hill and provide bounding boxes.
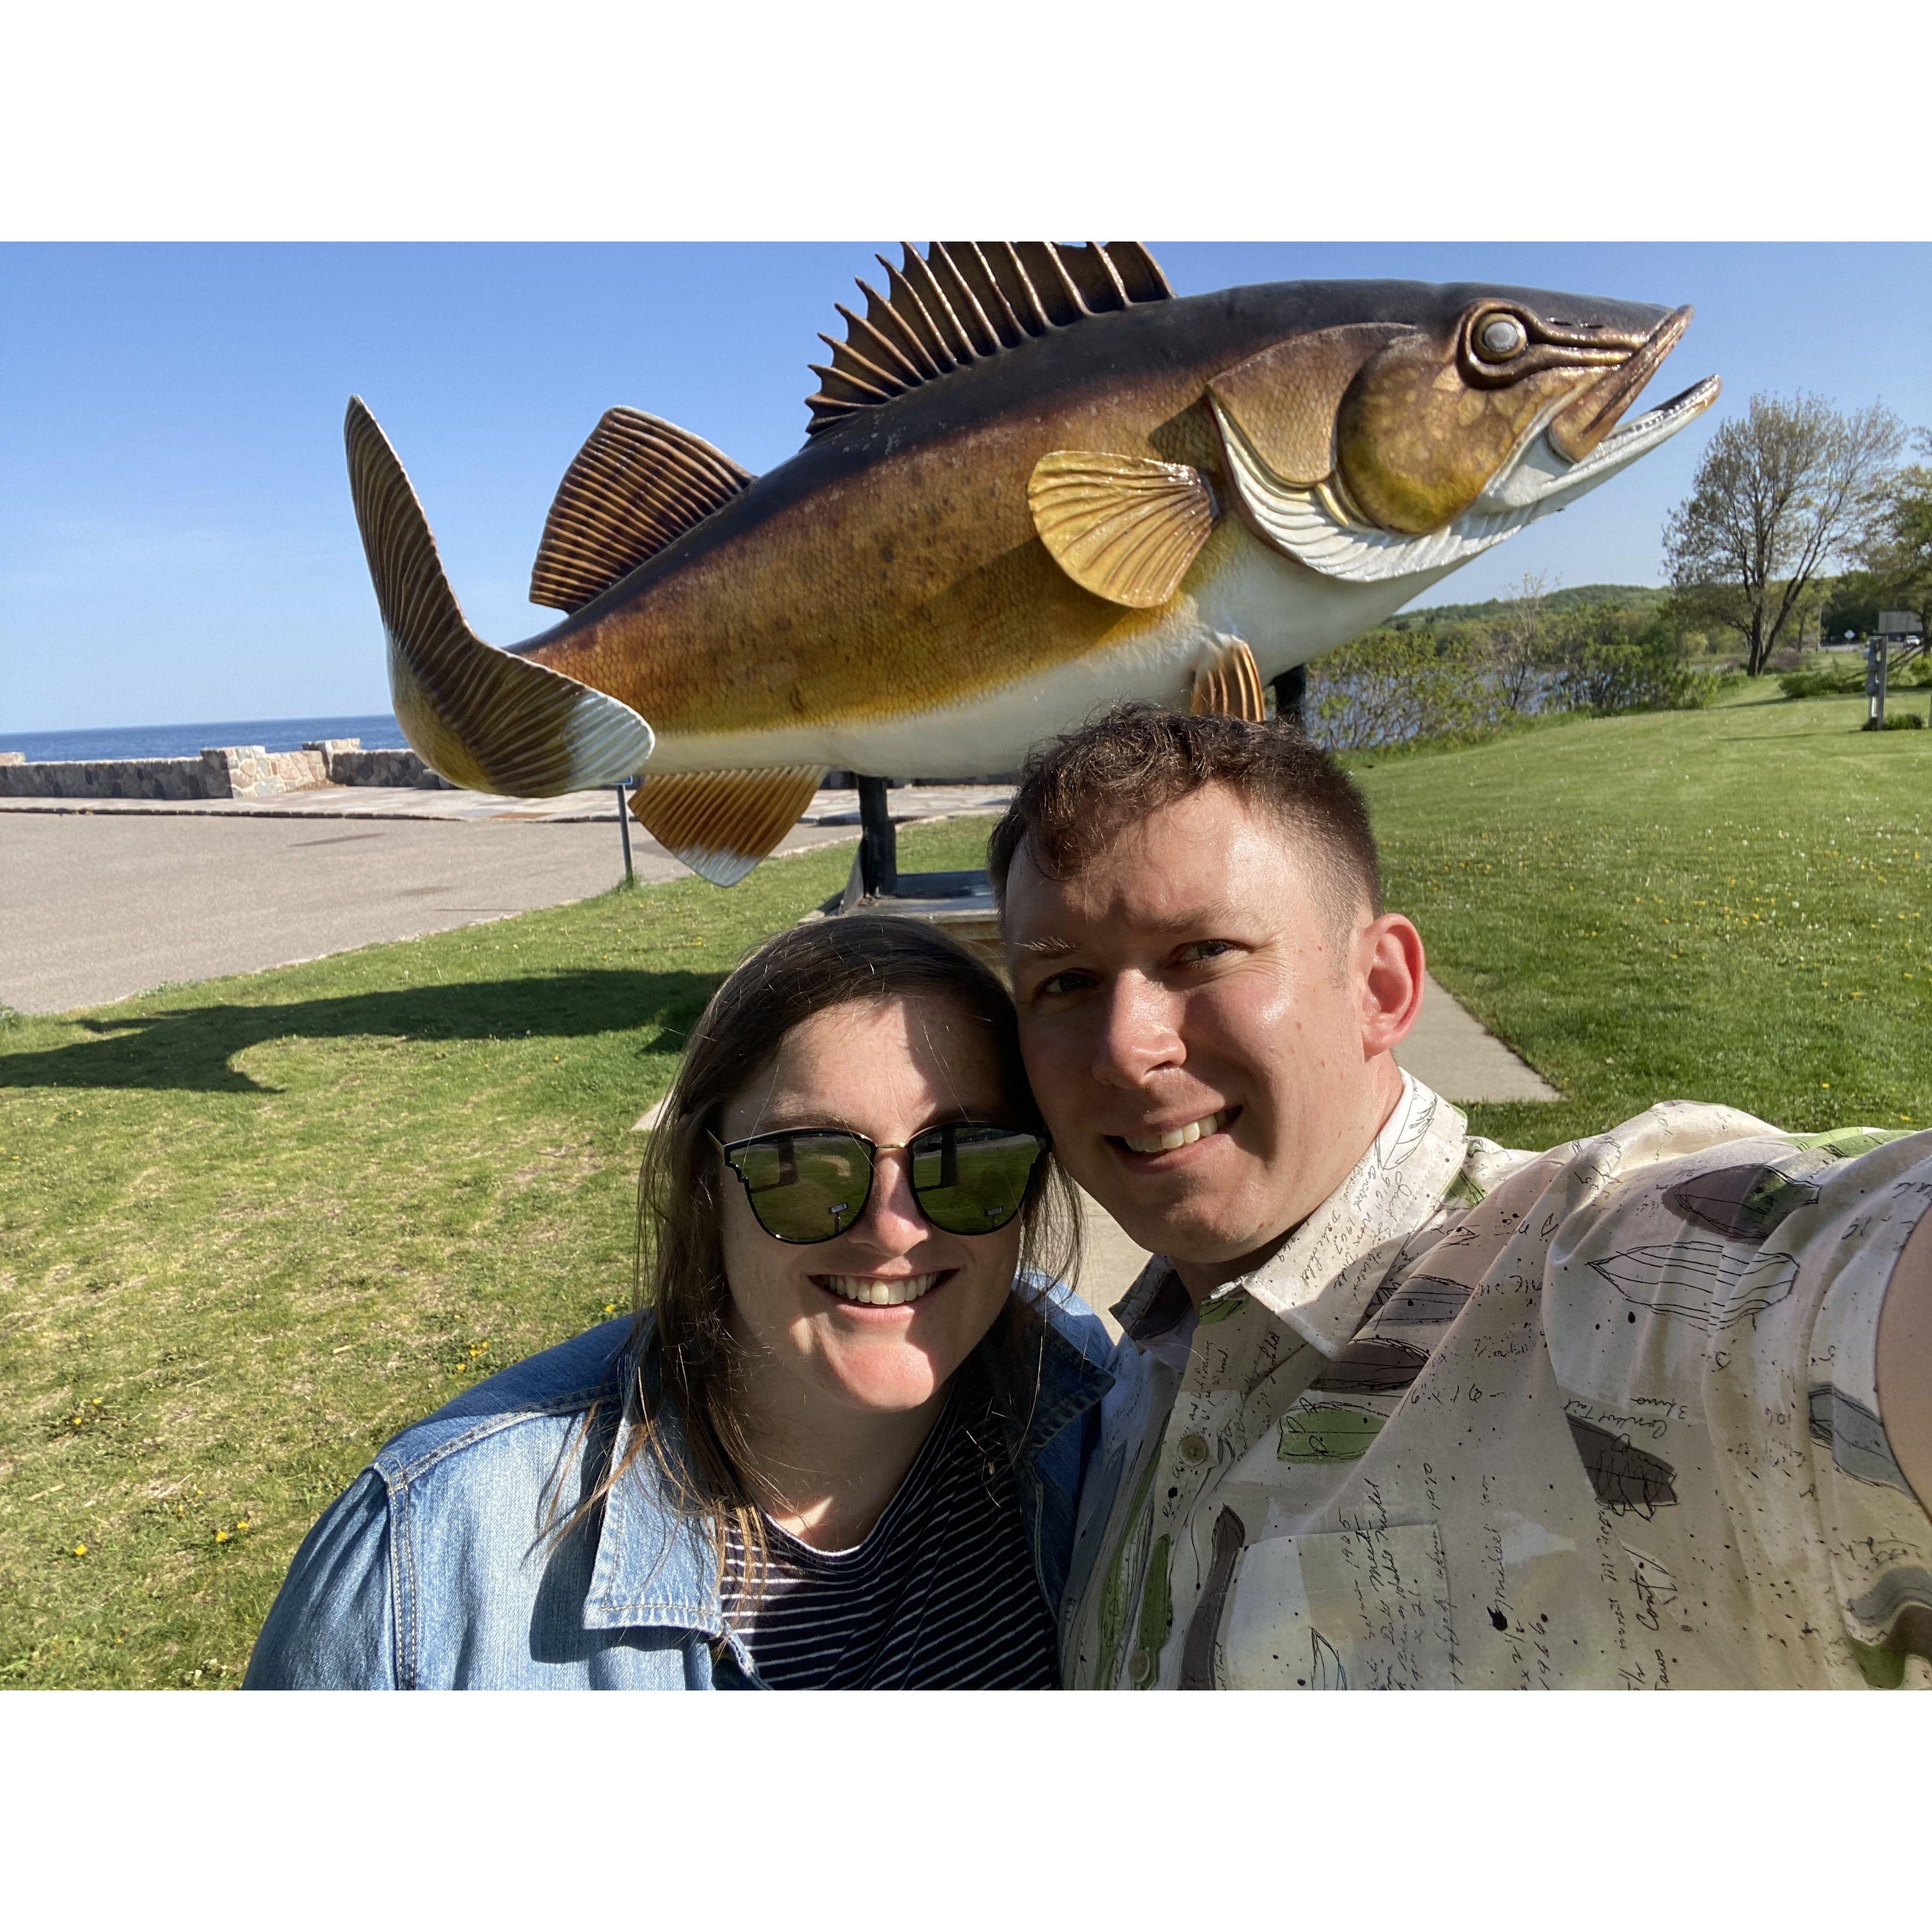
[1389,584,1671,630]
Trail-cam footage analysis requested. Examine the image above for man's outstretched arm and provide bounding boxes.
[1877,1204,1932,1513]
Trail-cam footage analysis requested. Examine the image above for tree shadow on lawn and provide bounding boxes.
[0,968,723,1094]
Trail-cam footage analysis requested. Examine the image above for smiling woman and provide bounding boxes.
[243,914,1116,1690]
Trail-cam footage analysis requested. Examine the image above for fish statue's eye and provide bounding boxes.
[1475,313,1528,362]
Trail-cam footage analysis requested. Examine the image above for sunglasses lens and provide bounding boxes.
[731,1132,871,1243]
[910,1125,1046,1234]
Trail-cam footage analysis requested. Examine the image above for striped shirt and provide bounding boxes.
[723,1363,1061,1690]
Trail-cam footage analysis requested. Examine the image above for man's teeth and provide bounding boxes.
[1122,1110,1230,1155]
[822,1273,942,1307]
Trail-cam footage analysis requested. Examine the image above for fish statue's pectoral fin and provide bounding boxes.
[1027,449,1217,609]
[344,399,654,797]
[630,766,828,888]
[1190,635,1266,722]
[530,408,756,614]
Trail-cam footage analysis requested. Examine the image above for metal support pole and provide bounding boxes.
[857,775,897,899]
[615,784,635,884]
[1272,665,1308,732]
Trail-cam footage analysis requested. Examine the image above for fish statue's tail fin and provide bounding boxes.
[344,397,655,796]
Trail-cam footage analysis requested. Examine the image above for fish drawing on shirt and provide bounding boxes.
[1587,1242,1799,1330]
[1366,1278,1473,1327]
[1277,1405,1388,1463]
[1311,1336,1431,1395]
[1807,1385,1913,1494]
[1566,1416,1679,1518]
[1662,1162,1823,1244]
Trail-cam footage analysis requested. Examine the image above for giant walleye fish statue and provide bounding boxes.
[345,242,1718,884]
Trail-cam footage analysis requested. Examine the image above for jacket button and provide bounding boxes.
[1127,1647,1154,1685]
[1179,1433,1211,1465]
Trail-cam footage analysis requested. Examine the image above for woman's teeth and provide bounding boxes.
[821,1273,942,1307]
[1122,1109,1230,1155]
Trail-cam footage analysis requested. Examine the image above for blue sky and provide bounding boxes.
[2,241,1927,733]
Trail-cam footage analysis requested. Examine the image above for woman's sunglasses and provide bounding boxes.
[710,1122,1048,1245]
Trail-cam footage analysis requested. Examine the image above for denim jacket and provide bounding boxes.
[245,1287,1118,1690]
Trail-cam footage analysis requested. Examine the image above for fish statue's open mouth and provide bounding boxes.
[1208,303,1720,584]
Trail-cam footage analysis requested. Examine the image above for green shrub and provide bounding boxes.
[1308,627,1508,752]
[1552,614,1713,714]
[1862,712,1926,731]
[1780,660,1866,700]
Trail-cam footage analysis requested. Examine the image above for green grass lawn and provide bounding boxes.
[2,690,1927,1688]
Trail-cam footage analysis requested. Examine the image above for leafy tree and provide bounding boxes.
[1858,429,1932,644]
[1664,394,1903,675]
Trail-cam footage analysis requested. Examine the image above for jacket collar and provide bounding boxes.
[581,1294,1112,1644]
[1115,1074,1468,1359]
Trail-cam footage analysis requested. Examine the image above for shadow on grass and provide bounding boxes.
[0,969,723,1094]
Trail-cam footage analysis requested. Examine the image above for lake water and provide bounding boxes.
[0,714,409,764]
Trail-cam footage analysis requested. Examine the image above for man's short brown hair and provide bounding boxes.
[988,704,1382,924]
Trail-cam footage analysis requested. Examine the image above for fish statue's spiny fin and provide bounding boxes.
[1190,637,1266,723]
[1028,449,1217,609]
[530,408,756,613]
[805,243,1172,438]
[631,765,827,888]
[343,398,655,797]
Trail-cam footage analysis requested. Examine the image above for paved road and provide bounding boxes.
[0,811,864,1014]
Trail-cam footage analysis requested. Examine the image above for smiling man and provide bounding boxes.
[994,705,1932,1690]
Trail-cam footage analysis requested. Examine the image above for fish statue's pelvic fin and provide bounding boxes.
[1190,636,1267,722]
[631,765,828,888]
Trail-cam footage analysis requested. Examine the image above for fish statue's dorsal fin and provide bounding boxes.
[804,242,1172,438]
[530,408,756,613]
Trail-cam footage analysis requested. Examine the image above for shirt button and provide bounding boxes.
[1179,1433,1211,1466]
[1127,1648,1154,1685]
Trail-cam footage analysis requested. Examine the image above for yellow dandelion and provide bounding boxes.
[215,1529,229,1543]
[73,1543,87,1556]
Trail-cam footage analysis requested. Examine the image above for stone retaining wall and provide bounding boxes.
[305,740,448,788]
[0,737,445,800]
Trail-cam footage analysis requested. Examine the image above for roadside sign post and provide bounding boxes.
[1866,635,1889,727]
[616,782,635,885]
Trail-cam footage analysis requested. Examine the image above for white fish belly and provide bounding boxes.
[645,525,1466,778]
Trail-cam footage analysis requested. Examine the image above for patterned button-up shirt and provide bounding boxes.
[1064,1075,1932,1690]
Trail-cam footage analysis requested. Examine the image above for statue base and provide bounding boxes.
[808,775,1007,977]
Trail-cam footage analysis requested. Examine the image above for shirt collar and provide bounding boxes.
[1115,1074,1469,1360]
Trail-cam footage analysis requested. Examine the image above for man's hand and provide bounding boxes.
[1876,1203,1932,1513]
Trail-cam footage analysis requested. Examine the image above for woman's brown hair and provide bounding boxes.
[562,912,1081,1590]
